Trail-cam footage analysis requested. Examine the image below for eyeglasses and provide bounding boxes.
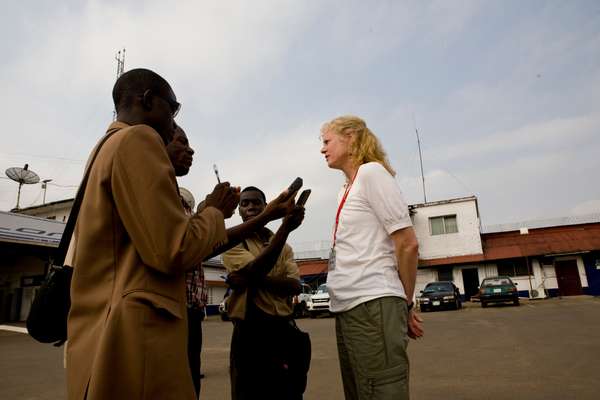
[159,95,181,118]
[141,90,181,117]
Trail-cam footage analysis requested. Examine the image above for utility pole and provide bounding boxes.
[42,179,52,204]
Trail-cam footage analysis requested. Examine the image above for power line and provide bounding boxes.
[48,182,79,188]
[0,152,84,164]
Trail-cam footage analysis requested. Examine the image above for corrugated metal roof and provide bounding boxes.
[482,213,600,233]
[483,223,600,259]
[0,211,65,247]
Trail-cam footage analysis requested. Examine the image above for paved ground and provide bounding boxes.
[1,296,598,399]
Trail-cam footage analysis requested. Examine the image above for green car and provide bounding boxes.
[479,276,520,308]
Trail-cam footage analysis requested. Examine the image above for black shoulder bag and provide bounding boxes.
[26,131,117,346]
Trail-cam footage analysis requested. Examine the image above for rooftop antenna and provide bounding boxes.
[413,114,427,203]
[5,164,40,210]
[113,48,126,120]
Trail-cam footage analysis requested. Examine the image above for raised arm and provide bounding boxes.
[203,189,298,260]
[226,206,304,290]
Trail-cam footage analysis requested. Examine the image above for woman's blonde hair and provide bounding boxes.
[321,115,396,176]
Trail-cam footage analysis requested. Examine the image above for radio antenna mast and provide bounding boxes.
[115,48,126,79]
[113,48,126,120]
[413,114,427,203]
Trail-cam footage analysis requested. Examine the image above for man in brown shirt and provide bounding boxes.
[223,186,307,400]
[66,69,239,400]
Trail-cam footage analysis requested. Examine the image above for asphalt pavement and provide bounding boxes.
[1,296,598,400]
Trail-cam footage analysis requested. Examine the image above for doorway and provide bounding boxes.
[555,260,583,296]
[462,268,480,301]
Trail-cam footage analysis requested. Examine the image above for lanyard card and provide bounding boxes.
[328,247,336,271]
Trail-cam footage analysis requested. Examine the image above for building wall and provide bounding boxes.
[412,199,483,260]
[415,269,437,300]
[18,201,73,222]
[431,255,591,300]
[203,265,227,306]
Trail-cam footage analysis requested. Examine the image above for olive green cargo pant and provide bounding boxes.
[335,296,409,400]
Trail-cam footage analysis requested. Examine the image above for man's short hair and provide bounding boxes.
[241,186,266,204]
[112,68,170,112]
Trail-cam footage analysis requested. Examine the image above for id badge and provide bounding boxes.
[328,247,336,271]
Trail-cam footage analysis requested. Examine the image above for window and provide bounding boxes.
[430,215,458,235]
[497,258,531,277]
[437,268,454,282]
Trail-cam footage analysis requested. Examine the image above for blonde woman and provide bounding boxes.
[320,115,424,400]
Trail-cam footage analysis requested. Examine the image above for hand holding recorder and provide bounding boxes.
[204,182,240,218]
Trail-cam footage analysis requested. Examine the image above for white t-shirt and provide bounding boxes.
[327,162,413,313]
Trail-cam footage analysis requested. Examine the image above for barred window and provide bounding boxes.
[497,258,531,276]
[430,215,458,235]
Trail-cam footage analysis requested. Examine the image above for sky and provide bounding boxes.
[1,0,599,247]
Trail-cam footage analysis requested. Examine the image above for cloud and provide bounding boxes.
[427,112,600,164]
[1,1,599,246]
[571,200,600,216]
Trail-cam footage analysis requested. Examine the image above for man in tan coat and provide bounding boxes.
[66,69,239,400]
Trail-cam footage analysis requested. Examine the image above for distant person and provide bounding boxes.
[319,115,424,400]
[66,68,238,400]
[223,186,308,400]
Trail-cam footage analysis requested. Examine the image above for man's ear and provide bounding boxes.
[141,89,153,111]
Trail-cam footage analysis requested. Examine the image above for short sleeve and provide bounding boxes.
[361,163,412,235]
[281,244,300,280]
[222,243,255,273]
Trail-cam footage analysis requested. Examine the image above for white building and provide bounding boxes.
[16,199,74,222]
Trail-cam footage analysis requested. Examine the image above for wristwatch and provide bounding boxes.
[407,302,414,311]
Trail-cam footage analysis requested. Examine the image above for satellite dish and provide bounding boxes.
[5,164,40,210]
[179,187,195,211]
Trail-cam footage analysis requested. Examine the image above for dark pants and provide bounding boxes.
[187,307,204,399]
[230,309,306,400]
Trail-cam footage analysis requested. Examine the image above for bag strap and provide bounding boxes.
[54,127,120,266]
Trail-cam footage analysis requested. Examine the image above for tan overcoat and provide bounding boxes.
[66,122,227,400]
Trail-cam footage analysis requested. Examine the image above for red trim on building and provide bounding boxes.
[297,223,600,275]
[298,259,328,277]
[420,223,600,267]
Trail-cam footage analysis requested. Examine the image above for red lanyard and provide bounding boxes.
[332,171,358,248]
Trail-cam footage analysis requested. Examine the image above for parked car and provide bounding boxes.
[479,276,520,307]
[307,283,331,318]
[418,281,462,312]
[293,283,313,318]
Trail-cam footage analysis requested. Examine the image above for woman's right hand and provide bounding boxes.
[407,310,424,339]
